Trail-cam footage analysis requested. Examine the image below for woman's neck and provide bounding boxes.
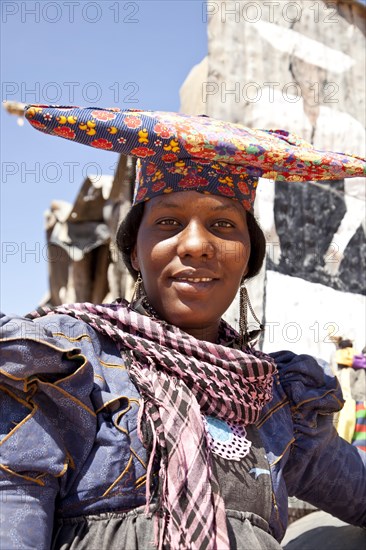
[131,296,220,343]
[179,323,219,343]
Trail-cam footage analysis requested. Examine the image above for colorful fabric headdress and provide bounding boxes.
[25,105,365,211]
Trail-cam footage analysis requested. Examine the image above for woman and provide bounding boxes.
[1,106,365,550]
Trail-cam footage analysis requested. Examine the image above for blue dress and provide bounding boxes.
[0,312,365,549]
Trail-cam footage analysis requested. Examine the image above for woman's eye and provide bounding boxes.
[213,220,235,228]
[158,219,179,226]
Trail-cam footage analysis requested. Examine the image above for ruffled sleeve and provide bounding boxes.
[0,313,97,550]
[271,350,366,528]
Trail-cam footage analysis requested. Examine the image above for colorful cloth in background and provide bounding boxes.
[336,397,356,444]
[335,365,366,450]
[353,402,366,452]
[24,105,366,211]
[335,347,354,367]
[353,354,366,370]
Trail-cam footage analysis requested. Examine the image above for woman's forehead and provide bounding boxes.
[145,191,246,215]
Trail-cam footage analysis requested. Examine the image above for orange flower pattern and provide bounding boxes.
[52,126,76,139]
[130,146,156,158]
[24,105,366,211]
[90,138,113,150]
[29,120,47,130]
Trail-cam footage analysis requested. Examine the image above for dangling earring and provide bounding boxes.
[239,281,264,347]
[131,271,143,302]
[130,272,161,320]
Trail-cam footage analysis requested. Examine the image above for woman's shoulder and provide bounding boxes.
[0,310,124,370]
[1,310,103,345]
[0,312,100,486]
[268,349,343,416]
[0,310,135,419]
[0,310,139,492]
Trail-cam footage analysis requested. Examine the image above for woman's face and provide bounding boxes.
[131,191,250,342]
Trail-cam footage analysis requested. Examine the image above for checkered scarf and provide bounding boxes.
[27,300,276,549]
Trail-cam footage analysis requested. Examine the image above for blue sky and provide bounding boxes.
[1,1,208,314]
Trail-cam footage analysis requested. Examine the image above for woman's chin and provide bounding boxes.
[157,302,221,337]
[170,278,219,296]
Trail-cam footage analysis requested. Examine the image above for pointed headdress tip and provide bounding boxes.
[24,104,366,211]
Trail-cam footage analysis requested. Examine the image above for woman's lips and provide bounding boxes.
[175,277,214,283]
[171,277,218,293]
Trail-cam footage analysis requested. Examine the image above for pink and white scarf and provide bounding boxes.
[27,300,276,549]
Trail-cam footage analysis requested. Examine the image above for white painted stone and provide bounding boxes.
[263,271,366,360]
[252,21,355,73]
[179,57,208,115]
[254,178,281,265]
[313,106,366,155]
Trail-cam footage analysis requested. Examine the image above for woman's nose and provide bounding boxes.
[176,221,215,259]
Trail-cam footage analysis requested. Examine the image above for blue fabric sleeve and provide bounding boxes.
[0,313,97,549]
[271,350,366,527]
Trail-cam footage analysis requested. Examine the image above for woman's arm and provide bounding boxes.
[284,411,366,526]
[0,471,59,550]
[271,349,366,527]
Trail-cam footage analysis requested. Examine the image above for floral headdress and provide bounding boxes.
[25,105,365,211]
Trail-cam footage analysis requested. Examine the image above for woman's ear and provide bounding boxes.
[241,264,249,281]
[131,246,139,272]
